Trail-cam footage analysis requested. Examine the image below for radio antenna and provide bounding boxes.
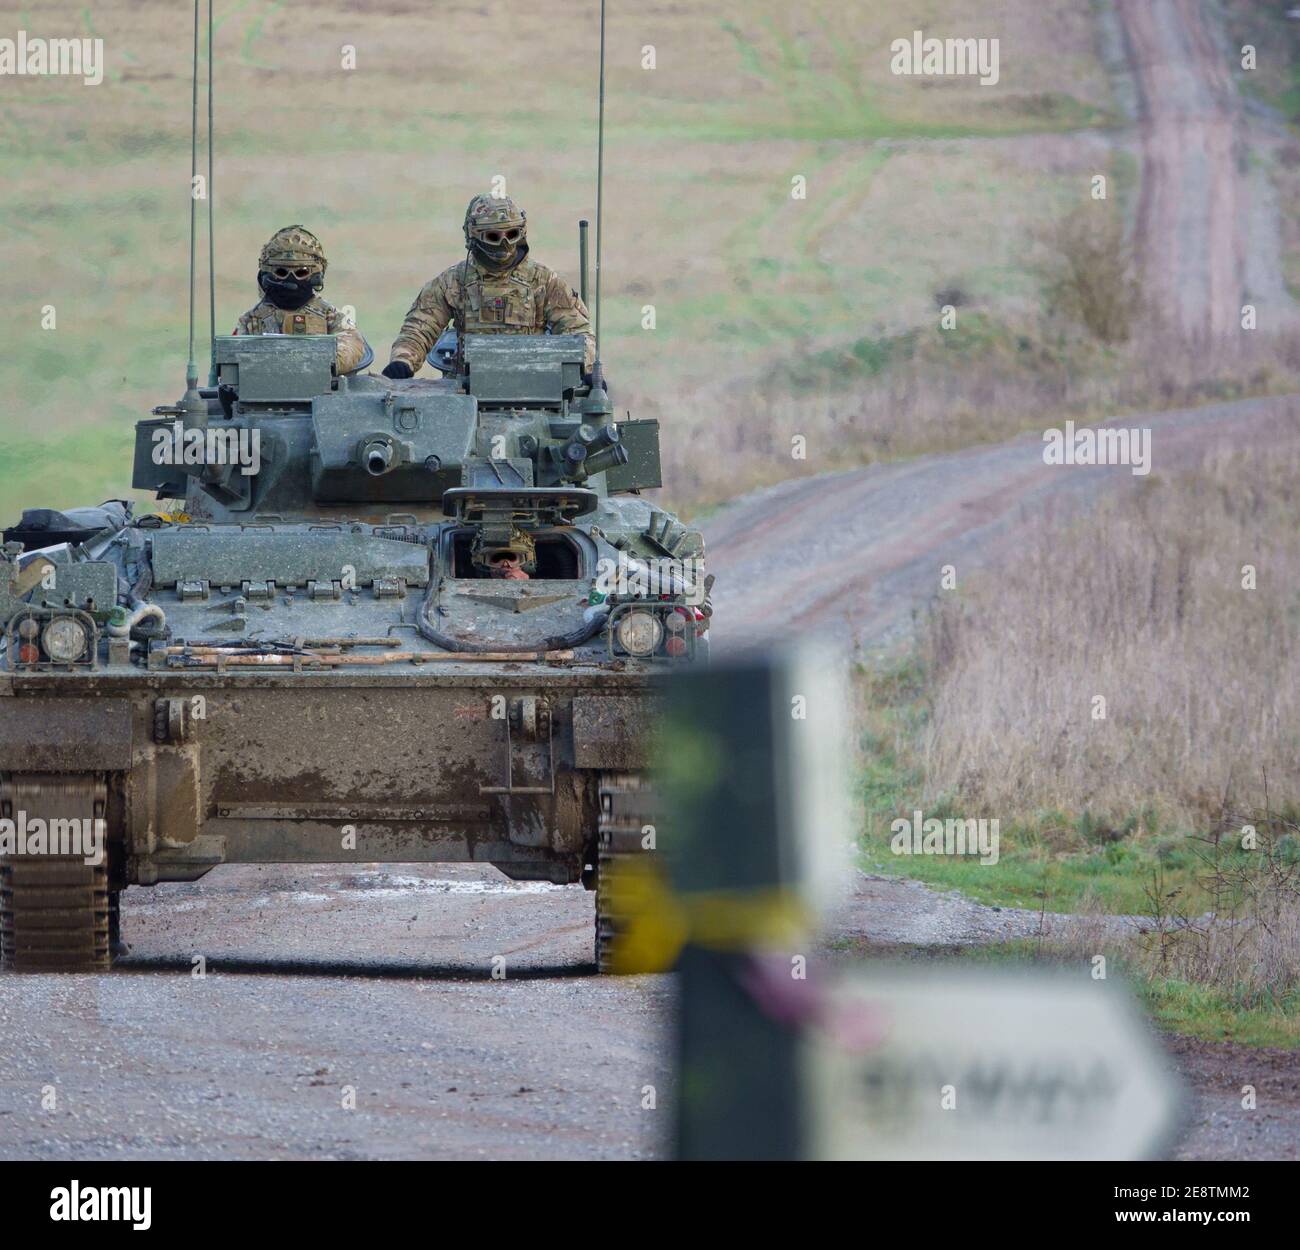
[206,0,217,384]
[594,0,606,357]
[185,0,200,394]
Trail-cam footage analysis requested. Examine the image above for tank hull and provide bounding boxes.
[0,666,657,888]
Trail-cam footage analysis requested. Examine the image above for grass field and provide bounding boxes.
[0,0,1125,517]
[853,436,1300,1045]
[858,436,1300,907]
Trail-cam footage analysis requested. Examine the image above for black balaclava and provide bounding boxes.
[470,236,528,275]
[258,269,321,310]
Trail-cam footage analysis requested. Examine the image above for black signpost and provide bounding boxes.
[658,653,827,1161]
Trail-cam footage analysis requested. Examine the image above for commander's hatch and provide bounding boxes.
[215,334,336,403]
[463,334,587,407]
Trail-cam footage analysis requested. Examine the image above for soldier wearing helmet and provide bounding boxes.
[382,195,595,379]
[234,225,368,373]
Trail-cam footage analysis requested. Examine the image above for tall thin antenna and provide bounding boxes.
[186,0,200,392]
[579,219,590,307]
[207,0,216,384]
[594,0,606,356]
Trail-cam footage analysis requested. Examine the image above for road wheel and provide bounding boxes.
[0,776,111,973]
[595,771,656,975]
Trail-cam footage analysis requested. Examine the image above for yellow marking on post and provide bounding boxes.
[605,858,810,975]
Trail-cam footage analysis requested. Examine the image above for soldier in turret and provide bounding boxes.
[382,195,595,379]
[234,225,368,374]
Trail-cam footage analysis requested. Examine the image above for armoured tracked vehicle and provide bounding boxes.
[0,330,706,972]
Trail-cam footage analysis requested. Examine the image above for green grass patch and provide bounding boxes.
[715,18,1115,142]
[936,942,1300,1048]
[855,828,1252,916]
[1222,0,1300,125]
[1136,977,1300,1049]
[854,654,1261,916]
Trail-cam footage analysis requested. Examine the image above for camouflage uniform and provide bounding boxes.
[234,225,368,374]
[388,195,595,374]
[235,298,367,373]
[388,257,595,373]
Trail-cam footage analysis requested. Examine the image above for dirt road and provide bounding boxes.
[706,393,1300,654]
[0,865,673,1161]
[1117,0,1244,339]
[1,847,1294,1160]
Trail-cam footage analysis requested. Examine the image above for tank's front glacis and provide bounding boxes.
[0,333,705,913]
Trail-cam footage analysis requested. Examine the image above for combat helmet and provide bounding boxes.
[259,225,327,285]
[463,195,528,270]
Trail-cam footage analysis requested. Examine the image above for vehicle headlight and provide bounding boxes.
[41,617,89,663]
[615,610,664,657]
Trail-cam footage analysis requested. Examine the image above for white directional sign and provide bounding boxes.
[809,967,1183,1160]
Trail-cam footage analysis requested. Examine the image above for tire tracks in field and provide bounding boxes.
[1116,0,1244,340]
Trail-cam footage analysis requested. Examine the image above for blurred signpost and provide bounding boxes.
[649,650,1183,1161]
[809,968,1183,1160]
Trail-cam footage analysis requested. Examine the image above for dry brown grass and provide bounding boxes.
[653,324,1300,518]
[915,430,1300,831]
[1043,205,1142,344]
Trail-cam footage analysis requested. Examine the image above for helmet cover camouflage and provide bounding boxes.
[463,195,527,247]
[259,225,327,276]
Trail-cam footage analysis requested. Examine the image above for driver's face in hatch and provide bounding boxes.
[488,553,530,580]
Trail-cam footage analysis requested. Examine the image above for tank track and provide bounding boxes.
[596,771,657,975]
[0,776,111,973]
[108,888,126,958]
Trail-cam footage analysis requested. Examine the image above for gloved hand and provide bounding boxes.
[581,371,610,394]
[382,361,414,380]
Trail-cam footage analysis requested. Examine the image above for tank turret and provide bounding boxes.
[132,333,660,523]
